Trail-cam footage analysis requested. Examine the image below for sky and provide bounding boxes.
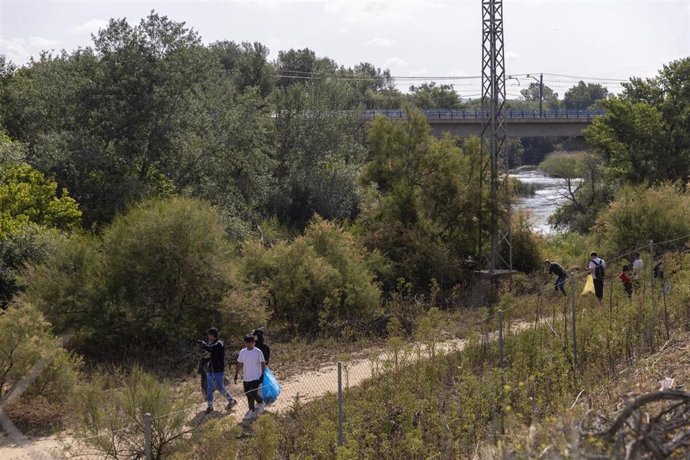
[1,0,689,96]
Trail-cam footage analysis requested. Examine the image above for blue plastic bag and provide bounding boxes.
[260,368,281,404]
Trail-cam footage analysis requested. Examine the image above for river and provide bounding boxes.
[510,168,580,234]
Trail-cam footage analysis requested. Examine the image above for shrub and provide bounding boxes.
[73,367,196,460]
[23,197,266,355]
[242,216,381,335]
[505,210,542,274]
[0,303,80,430]
[596,184,690,254]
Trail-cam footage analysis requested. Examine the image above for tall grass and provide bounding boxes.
[235,251,690,458]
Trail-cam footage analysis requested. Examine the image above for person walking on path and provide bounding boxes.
[198,327,237,414]
[544,259,567,296]
[253,328,271,366]
[235,335,266,420]
[588,252,606,303]
[632,252,643,291]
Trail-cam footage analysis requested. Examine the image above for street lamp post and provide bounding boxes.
[526,73,544,117]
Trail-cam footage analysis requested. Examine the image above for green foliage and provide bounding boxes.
[237,258,690,458]
[507,211,542,274]
[520,82,560,110]
[588,57,690,186]
[0,303,79,401]
[0,135,81,304]
[595,184,690,254]
[408,82,461,109]
[0,162,81,238]
[242,216,380,335]
[586,99,670,184]
[270,79,366,230]
[546,153,611,233]
[359,108,498,290]
[171,418,240,460]
[23,197,266,354]
[563,81,608,110]
[74,367,196,459]
[0,226,54,307]
[539,151,587,179]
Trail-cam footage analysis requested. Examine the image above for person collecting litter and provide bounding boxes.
[588,252,607,303]
[544,259,567,296]
[198,327,237,414]
[235,335,266,420]
[619,265,633,299]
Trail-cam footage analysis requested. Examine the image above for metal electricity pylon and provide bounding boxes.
[479,0,512,275]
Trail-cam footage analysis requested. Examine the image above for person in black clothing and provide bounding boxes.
[198,327,237,414]
[544,259,567,296]
[253,328,271,365]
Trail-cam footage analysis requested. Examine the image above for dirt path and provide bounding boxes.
[0,322,532,459]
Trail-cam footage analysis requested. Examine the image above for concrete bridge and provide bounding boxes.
[362,109,604,138]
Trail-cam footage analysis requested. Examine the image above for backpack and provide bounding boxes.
[592,259,605,279]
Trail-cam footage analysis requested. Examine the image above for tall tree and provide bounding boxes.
[359,108,498,290]
[586,57,690,185]
[208,40,275,98]
[270,79,365,229]
[520,82,560,109]
[563,81,608,110]
[408,82,461,109]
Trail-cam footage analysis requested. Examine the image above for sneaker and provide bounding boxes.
[243,409,256,420]
[256,402,266,414]
[205,406,213,414]
[225,399,237,411]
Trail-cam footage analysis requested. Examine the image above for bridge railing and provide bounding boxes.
[362,109,605,121]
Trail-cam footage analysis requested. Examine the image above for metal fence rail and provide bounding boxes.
[362,109,606,120]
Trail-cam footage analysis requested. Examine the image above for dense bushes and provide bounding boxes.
[596,183,690,254]
[358,109,498,290]
[23,197,266,354]
[242,216,381,335]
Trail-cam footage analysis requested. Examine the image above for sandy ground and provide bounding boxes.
[0,323,526,459]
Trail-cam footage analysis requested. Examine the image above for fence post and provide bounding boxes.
[337,362,343,447]
[650,240,655,300]
[498,310,504,369]
[570,273,577,369]
[144,412,152,460]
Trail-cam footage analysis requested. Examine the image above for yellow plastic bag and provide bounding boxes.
[581,274,595,296]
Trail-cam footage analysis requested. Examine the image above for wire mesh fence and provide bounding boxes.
[1,234,689,458]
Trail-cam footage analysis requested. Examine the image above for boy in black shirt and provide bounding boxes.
[198,327,237,414]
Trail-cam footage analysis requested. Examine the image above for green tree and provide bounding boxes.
[585,60,690,188]
[270,79,366,230]
[542,152,610,233]
[208,40,275,98]
[585,98,672,184]
[0,162,81,238]
[563,81,608,110]
[0,136,81,305]
[242,216,381,335]
[359,108,498,289]
[520,82,560,110]
[408,82,461,109]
